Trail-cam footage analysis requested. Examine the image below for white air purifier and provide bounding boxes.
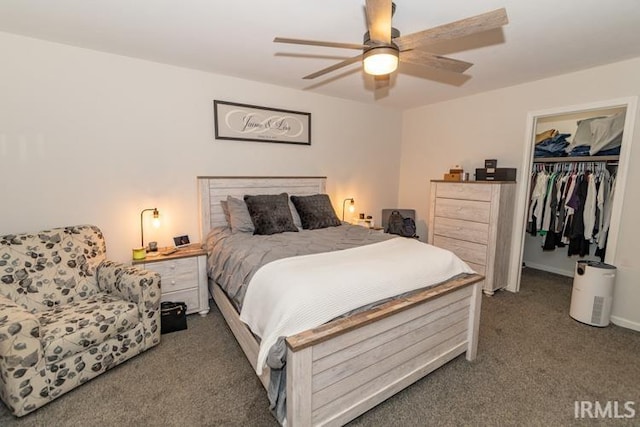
[569,261,616,327]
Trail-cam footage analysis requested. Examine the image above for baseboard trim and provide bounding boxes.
[522,262,573,278]
[610,315,640,332]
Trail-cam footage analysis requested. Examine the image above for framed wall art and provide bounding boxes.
[214,100,311,145]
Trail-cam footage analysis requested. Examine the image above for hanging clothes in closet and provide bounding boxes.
[527,161,615,261]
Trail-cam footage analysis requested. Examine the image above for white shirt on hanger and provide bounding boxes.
[583,173,598,241]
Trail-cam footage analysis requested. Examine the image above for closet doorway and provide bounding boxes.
[508,97,638,296]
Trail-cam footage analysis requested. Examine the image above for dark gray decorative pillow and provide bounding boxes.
[290,194,342,230]
[243,193,298,235]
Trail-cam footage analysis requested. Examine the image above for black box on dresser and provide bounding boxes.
[475,167,517,181]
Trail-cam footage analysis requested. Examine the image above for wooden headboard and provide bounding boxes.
[197,176,327,240]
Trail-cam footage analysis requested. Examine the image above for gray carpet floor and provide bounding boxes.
[1,268,639,426]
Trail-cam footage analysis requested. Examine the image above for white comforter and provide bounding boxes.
[239,237,474,375]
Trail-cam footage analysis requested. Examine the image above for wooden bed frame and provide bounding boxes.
[198,176,484,427]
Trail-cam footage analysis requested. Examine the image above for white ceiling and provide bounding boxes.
[1,0,640,110]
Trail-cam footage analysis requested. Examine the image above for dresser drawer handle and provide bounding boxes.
[171,280,176,285]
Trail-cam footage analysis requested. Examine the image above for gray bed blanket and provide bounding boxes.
[204,223,394,310]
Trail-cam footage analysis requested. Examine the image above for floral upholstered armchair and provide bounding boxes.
[0,225,161,416]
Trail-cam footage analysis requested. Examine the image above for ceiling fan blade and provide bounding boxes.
[395,8,508,51]
[374,74,390,89]
[274,37,365,50]
[303,54,364,80]
[400,50,473,73]
[366,0,393,44]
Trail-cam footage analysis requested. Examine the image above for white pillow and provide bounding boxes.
[288,199,303,230]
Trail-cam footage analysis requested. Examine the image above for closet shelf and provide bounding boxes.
[533,155,619,163]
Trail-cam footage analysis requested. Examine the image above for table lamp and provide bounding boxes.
[140,208,160,251]
[342,198,355,221]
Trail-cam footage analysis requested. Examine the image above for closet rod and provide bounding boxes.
[532,155,619,163]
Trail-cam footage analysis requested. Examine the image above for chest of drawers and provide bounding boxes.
[428,181,516,295]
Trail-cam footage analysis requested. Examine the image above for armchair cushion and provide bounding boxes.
[37,293,139,363]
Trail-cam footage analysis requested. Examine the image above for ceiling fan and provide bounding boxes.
[274,0,508,86]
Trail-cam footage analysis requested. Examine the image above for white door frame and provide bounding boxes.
[507,96,638,292]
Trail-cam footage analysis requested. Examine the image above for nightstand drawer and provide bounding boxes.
[434,198,491,223]
[161,288,200,315]
[433,235,487,266]
[144,257,198,291]
[433,216,489,245]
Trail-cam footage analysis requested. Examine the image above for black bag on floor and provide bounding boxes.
[160,301,187,334]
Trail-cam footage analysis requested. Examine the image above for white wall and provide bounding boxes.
[400,57,640,330]
[0,32,402,261]
[3,30,637,328]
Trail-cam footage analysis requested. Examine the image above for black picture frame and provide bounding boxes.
[214,100,311,145]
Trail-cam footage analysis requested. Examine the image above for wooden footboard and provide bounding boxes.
[211,274,483,427]
[285,274,483,426]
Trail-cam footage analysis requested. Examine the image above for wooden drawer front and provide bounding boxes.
[145,257,198,292]
[435,198,491,223]
[161,288,200,314]
[435,183,493,202]
[433,217,489,245]
[433,235,487,266]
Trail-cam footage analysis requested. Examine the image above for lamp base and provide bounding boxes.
[132,247,146,260]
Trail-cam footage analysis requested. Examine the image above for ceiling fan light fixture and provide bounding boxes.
[363,47,399,76]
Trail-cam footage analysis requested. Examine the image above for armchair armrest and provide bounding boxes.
[0,296,47,416]
[96,260,160,305]
[96,260,162,348]
[0,295,42,369]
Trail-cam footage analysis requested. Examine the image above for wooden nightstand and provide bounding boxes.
[132,244,210,317]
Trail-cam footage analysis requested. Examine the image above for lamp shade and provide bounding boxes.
[151,209,160,228]
[140,208,160,249]
[363,47,399,76]
[342,198,355,221]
